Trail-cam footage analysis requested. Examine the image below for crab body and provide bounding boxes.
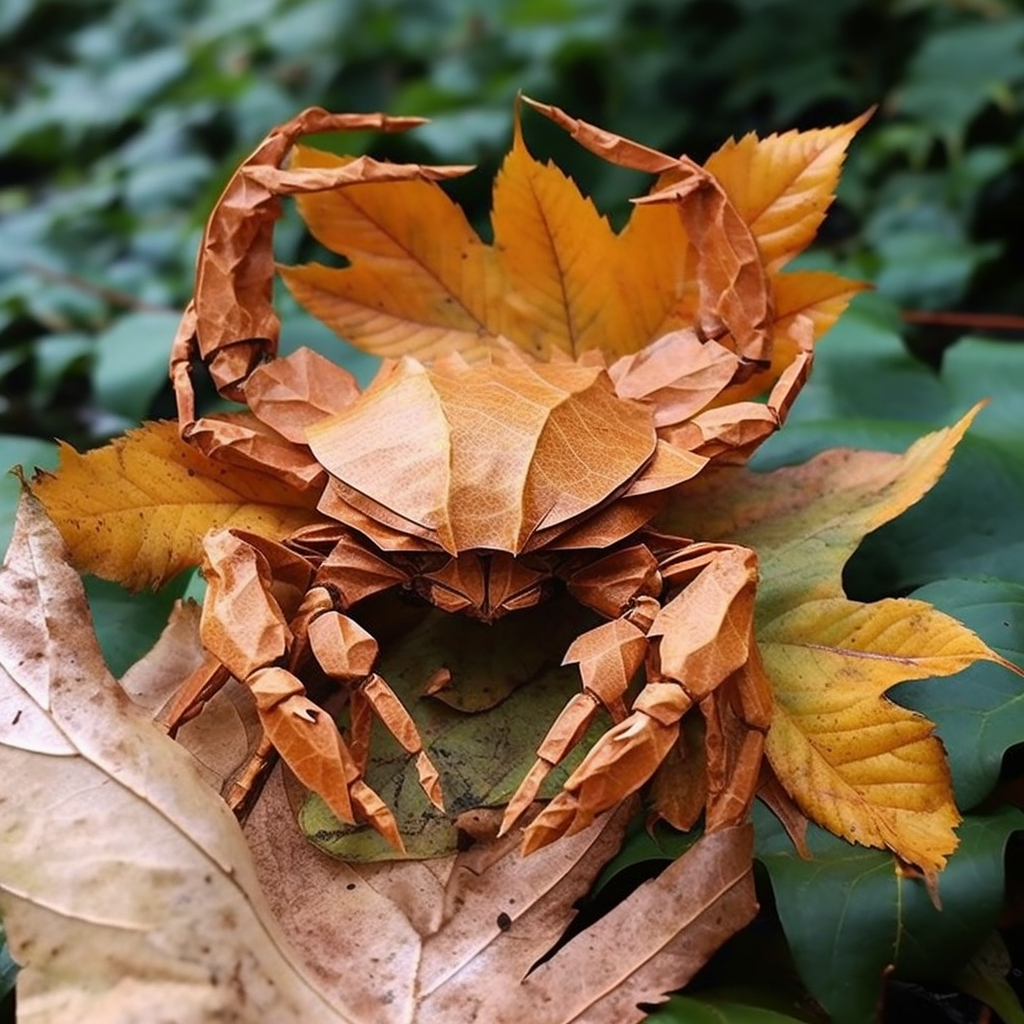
[162,339,780,853]
[302,350,707,619]
[161,104,824,856]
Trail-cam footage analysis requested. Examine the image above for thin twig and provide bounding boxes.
[901,309,1024,332]
[22,261,175,315]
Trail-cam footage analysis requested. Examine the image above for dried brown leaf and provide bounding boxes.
[0,494,352,1024]
[1,495,758,1023]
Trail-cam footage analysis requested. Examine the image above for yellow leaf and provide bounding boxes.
[281,110,866,375]
[762,596,985,874]
[280,145,503,361]
[703,112,871,273]
[490,118,630,358]
[658,408,1015,873]
[614,186,695,346]
[714,270,868,404]
[30,421,323,590]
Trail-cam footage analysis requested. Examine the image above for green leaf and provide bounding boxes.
[646,993,811,1024]
[32,332,93,407]
[895,577,1024,809]
[782,294,948,428]
[299,592,610,861]
[84,573,193,679]
[0,437,59,554]
[589,813,702,896]
[895,20,1024,151]
[755,802,1024,1024]
[785,294,1024,441]
[92,311,182,423]
[942,339,1024,445]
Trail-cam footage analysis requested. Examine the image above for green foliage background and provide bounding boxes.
[1,1,1023,1022]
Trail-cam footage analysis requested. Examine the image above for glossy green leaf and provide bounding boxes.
[755,802,1024,1024]
[93,311,183,423]
[84,573,193,679]
[589,813,702,896]
[645,993,810,1024]
[895,577,1024,809]
[942,339,1024,445]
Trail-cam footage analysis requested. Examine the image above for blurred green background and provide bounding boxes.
[1,0,1023,451]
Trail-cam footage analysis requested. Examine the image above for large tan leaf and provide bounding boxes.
[30,420,323,589]
[0,495,756,1022]
[280,145,503,361]
[658,409,1017,875]
[0,495,349,1024]
[703,112,871,273]
[249,770,756,1024]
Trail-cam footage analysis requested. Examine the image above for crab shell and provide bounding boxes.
[302,347,708,565]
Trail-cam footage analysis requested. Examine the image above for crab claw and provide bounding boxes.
[521,685,687,855]
[249,666,404,851]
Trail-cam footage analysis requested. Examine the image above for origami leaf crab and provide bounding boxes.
[161,104,851,854]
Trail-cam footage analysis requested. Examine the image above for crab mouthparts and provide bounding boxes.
[414,551,553,622]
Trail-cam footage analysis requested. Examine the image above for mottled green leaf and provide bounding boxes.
[300,593,609,861]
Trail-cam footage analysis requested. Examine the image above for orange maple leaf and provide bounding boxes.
[280,103,866,379]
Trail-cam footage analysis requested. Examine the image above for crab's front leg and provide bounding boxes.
[665,316,814,465]
[517,541,771,854]
[305,610,445,812]
[499,544,663,835]
[196,528,407,849]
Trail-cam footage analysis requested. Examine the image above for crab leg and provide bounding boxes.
[197,528,405,848]
[522,96,772,372]
[306,610,445,811]
[155,653,231,734]
[499,545,662,835]
[664,315,814,464]
[519,542,769,855]
[170,107,472,427]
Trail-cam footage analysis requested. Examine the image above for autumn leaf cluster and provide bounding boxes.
[3,100,1020,1024]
